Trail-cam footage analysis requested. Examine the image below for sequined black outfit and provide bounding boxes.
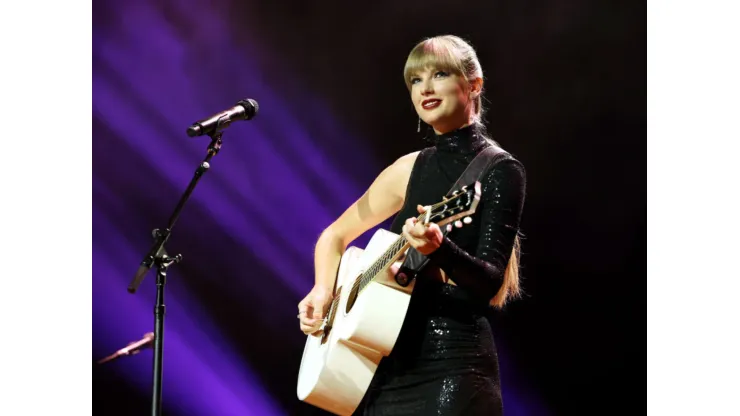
[353,125,526,416]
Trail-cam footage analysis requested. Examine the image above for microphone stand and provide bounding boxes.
[127,130,224,416]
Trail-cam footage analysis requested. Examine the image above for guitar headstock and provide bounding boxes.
[420,181,482,228]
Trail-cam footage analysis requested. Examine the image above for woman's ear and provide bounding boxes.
[469,77,483,98]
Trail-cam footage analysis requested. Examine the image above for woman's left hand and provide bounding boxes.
[402,205,444,255]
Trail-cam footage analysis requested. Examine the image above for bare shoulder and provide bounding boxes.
[387,151,420,186]
[365,150,420,208]
[396,150,421,166]
[326,151,420,246]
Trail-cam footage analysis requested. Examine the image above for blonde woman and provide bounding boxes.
[299,35,526,415]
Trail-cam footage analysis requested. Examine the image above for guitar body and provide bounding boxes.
[297,181,481,415]
[297,228,415,415]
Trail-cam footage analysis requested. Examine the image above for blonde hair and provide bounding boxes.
[404,35,523,309]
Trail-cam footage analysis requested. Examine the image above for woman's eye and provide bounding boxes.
[410,77,421,84]
[434,71,448,78]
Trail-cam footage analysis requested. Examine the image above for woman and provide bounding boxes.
[298,35,526,415]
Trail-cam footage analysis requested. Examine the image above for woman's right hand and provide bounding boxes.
[297,285,334,336]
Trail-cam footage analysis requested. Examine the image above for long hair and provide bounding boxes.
[404,35,523,309]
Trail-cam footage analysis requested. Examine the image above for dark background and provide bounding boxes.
[93,0,645,414]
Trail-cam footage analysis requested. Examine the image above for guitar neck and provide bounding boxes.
[361,236,408,289]
[351,182,481,295]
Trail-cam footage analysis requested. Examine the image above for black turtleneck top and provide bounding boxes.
[389,125,527,304]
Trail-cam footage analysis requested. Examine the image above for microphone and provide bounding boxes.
[186,98,259,137]
[97,332,155,364]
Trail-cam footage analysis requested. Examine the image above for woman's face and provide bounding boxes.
[409,66,473,134]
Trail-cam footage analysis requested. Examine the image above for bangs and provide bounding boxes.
[403,39,466,90]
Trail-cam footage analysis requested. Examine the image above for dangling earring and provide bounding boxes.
[417,117,421,133]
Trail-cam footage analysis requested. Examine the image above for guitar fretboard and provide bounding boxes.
[352,235,409,294]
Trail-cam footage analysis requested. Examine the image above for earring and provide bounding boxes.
[417,117,421,133]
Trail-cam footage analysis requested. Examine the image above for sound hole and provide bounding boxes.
[345,280,361,314]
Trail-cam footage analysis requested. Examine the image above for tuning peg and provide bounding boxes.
[463,217,472,225]
[455,220,463,228]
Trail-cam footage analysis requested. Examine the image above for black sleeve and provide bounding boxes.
[426,158,526,301]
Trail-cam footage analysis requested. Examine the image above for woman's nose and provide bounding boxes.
[421,80,434,95]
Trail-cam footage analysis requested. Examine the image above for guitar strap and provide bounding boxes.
[394,144,510,287]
